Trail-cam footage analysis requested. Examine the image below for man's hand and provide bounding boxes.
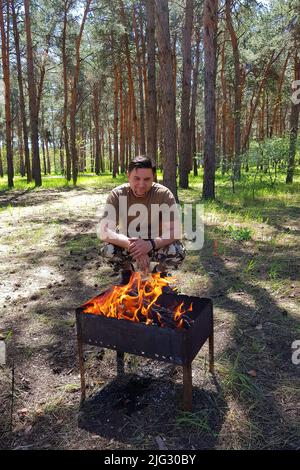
[128,238,152,259]
[135,253,150,273]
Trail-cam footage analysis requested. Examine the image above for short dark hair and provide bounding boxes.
[128,156,156,174]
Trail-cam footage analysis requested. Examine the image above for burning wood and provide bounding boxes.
[81,272,194,329]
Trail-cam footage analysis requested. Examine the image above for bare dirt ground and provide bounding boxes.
[0,187,299,450]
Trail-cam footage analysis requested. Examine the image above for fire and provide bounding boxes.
[81,272,193,329]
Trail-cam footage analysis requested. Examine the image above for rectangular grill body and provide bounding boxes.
[75,290,214,410]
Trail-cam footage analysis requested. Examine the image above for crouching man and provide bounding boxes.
[97,156,185,284]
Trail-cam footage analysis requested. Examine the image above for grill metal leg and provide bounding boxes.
[117,351,125,375]
[182,363,192,411]
[209,331,214,373]
[76,318,86,402]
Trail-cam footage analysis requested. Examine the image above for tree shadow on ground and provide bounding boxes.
[1,233,103,374]
[0,186,110,209]
[184,230,300,449]
[212,198,300,231]
[1,187,299,449]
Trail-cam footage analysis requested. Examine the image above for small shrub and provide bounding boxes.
[227,226,252,241]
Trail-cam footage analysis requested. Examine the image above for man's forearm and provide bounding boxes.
[153,235,175,250]
[153,222,181,249]
[101,229,129,249]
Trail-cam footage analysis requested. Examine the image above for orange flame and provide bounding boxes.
[81,272,192,329]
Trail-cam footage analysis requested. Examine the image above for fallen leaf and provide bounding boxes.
[247,370,257,377]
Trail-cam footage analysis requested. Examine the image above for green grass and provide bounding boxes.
[1,167,299,216]
[244,259,257,274]
[218,353,260,400]
[175,410,217,436]
[226,226,252,241]
[63,233,99,255]
[0,173,128,192]
[56,383,81,393]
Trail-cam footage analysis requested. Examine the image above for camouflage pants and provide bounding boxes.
[100,240,186,272]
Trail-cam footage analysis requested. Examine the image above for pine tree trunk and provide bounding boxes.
[90,130,95,173]
[12,0,31,182]
[119,71,125,173]
[17,113,25,177]
[259,90,265,141]
[128,80,132,163]
[0,144,3,177]
[36,46,49,119]
[46,137,51,174]
[286,53,300,184]
[145,0,157,163]
[242,49,283,152]
[225,0,241,180]
[172,33,177,102]
[113,64,119,178]
[119,0,139,155]
[270,52,290,138]
[52,116,57,174]
[124,93,129,169]
[0,0,14,187]
[190,27,201,177]
[24,0,41,186]
[220,32,228,174]
[155,0,178,200]
[107,120,112,173]
[202,0,217,200]
[93,82,101,175]
[179,0,193,189]
[62,1,71,180]
[139,3,148,131]
[282,104,289,134]
[70,0,91,185]
[41,140,47,176]
[101,127,105,172]
[59,134,64,175]
[133,2,146,155]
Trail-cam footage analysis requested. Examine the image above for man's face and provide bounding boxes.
[127,168,154,197]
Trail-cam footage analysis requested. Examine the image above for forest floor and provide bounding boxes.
[0,174,299,450]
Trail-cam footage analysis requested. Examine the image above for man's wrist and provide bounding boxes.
[148,239,156,251]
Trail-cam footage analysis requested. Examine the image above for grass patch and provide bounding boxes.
[63,233,98,255]
[56,383,81,393]
[57,319,76,328]
[175,410,217,437]
[218,353,260,400]
[42,396,65,414]
[226,226,252,241]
